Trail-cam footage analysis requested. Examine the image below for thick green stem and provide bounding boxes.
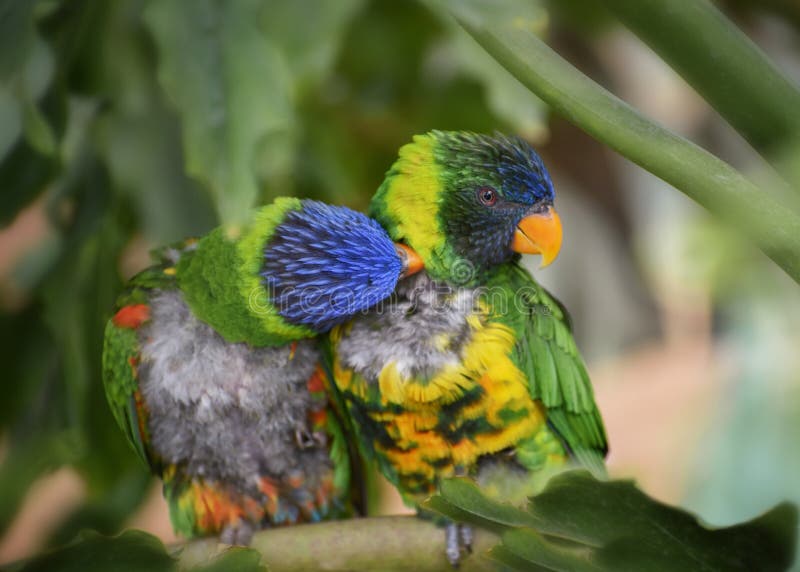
[177,516,498,572]
[599,0,800,157]
[447,0,800,284]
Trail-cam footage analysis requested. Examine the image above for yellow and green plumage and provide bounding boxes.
[330,266,604,505]
[329,132,607,560]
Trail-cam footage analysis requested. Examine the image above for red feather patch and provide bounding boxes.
[113,304,150,329]
[306,366,325,394]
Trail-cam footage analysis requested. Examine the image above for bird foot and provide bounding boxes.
[219,521,254,546]
[460,523,473,553]
[445,522,473,567]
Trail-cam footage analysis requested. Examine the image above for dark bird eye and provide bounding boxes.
[477,187,497,206]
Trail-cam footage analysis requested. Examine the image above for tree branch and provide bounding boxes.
[176,516,498,572]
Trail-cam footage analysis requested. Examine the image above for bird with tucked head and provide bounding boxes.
[328,131,607,566]
[102,198,422,544]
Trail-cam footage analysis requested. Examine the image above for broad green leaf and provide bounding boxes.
[502,529,601,572]
[421,494,512,535]
[0,0,36,82]
[0,27,59,221]
[16,530,176,572]
[599,0,800,157]
[145,0,293,224]
[96,108,217,243]
[18,36,54,108]
[595,505,797,571]
[427,471,797,572]
[259,0,365,92]
[529,472,797,571]
[22,97,56,156]
[0,31,56,162]
[489,545,552,572]
[85,0,217,243]
[0,89,22,161]
[13,35,57,159]
[446,0,800,284]
[436,478,538,529]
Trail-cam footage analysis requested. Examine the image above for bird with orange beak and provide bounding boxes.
[327,131,608,566]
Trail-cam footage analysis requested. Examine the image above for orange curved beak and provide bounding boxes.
[395,243,424,278]
[510,206,563,268]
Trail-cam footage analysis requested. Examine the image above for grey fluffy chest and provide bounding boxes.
[137,289,329,490]
[336,272,480,382]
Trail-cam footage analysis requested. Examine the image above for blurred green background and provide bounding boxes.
[1,0,799,567]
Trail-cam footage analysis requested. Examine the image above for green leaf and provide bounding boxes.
[426,471,798,572]
[446,0,800,284]
[598,0,800,156]
[489,544,553,572]
[595,505,798,572]
[16,530,176,572]
[0,30,56,163]
[0,89,23,162]
[0,31,57,158]
[502,529,601,572]
[22,96,57,156]
[96,108,217,243]
[421,493,512,535]
[79,0,217,243]
[436,478,537,529]
[0,0,36,82]
[144,0,293,224]
[259,0,365,92]
[529,472,797,571]
[0,26,60,221]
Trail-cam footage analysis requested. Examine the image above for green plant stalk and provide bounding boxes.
[599,0,800,157]
[177,516,499,572]
[448,1,800,285]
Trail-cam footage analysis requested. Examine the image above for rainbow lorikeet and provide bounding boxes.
[328,132,608,565]
[102,198,422,544]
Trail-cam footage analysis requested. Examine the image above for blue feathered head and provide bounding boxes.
[261,200,418,332]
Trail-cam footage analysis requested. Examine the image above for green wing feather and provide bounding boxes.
[102,319,152,467]
[101,243,190,470]
[487,263,608,476]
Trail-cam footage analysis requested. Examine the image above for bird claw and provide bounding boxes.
[294,428,315,449]
[445,522,461,567]
[220,521,254,546]
[445,522,474,567]
[460,523,473,554]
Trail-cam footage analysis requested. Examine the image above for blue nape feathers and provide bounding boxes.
[261,201,403,332]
